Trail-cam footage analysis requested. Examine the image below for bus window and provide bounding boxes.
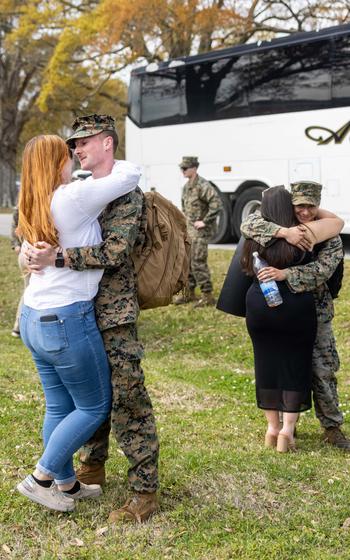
[248,40,331,115]
[184,56,249,121]
[128,74,141,124]
[141,71,187,125]
[185,62,216,120]
[213,55,250,118]
[332,35,350,103]
[290,42,331,105]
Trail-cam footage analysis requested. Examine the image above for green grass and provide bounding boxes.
[1,235,350,559]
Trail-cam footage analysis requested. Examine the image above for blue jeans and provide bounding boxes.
[20,301,111,484]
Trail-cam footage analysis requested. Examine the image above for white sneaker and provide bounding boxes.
[17,475,75,512]
[63,481,102,500]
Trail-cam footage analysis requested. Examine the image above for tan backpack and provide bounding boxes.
[132,191,191,310]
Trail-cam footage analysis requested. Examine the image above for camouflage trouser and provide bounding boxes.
[79,323,159,493]
[312,320,342,429]
[189,236,212,293]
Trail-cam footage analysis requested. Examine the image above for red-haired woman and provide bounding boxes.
[16,135,140,512]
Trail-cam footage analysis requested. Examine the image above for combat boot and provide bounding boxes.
[323,427,350,450]
[173,289,197,305]
[108,491,158,524]
[76,463,106,486]
[193,292,216,308]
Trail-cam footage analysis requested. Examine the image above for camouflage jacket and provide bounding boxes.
[240,211,343,322]
[66,187,146,331]
[11,207,21,250]
[181,174,222,239]
[240,211,280,247]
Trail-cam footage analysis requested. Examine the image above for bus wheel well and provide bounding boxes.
[232,183,268,238]
[209,183,234,243]
[234,180,269,197]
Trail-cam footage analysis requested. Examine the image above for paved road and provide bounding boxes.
[2,212,350,255]
[0,214,12,237]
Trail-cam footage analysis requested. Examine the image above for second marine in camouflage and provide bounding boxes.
[175,156,223,307]
[241,181,349,450]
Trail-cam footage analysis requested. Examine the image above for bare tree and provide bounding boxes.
[0,12,54,205]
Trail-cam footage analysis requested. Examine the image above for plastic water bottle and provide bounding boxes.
[252,251,283,308]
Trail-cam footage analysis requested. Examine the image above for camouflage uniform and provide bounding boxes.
[241,211,343,429]
[181,172,222,293]
[66,187,159,493]
[66,113,117,145]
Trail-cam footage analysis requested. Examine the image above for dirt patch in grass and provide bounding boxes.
[187,472,285,519]
[151,380,226,412]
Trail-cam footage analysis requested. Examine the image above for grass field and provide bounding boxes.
[1,235,350,560]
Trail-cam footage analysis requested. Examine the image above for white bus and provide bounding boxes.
[126,24,350,242]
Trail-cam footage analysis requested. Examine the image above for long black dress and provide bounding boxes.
[246,280,317,412]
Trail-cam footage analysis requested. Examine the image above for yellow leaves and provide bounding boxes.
[38,17,93,109]
[4,1,63,47]
[196,4,241,29]
[96,0,164,53]
[85,0,247,61]
[0,0,19,14]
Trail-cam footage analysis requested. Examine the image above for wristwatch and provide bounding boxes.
[55,248,65,268]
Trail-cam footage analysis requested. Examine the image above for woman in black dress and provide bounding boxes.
[241,186,317,452]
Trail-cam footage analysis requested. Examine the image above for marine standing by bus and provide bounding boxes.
[174,156,222,307]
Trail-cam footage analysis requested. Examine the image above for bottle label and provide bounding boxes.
[259,281,283,306]
[260,281,278,295]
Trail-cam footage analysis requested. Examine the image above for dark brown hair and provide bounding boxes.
[241,186,304,275]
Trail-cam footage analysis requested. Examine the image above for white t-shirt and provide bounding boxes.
[24,160,141,310]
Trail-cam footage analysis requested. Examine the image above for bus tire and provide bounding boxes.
[210,190,233,244]
[232,186,265,238]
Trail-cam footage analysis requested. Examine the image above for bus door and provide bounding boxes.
[288,158,321,185]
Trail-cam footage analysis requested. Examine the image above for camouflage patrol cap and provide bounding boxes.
[66,114,116,148]
[291,181,322,206]
[179,156,199,169]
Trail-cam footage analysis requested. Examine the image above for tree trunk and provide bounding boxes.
[0,154,17,207]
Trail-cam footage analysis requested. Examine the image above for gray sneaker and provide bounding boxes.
[64,481,102,500]
[17,475,75,512]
